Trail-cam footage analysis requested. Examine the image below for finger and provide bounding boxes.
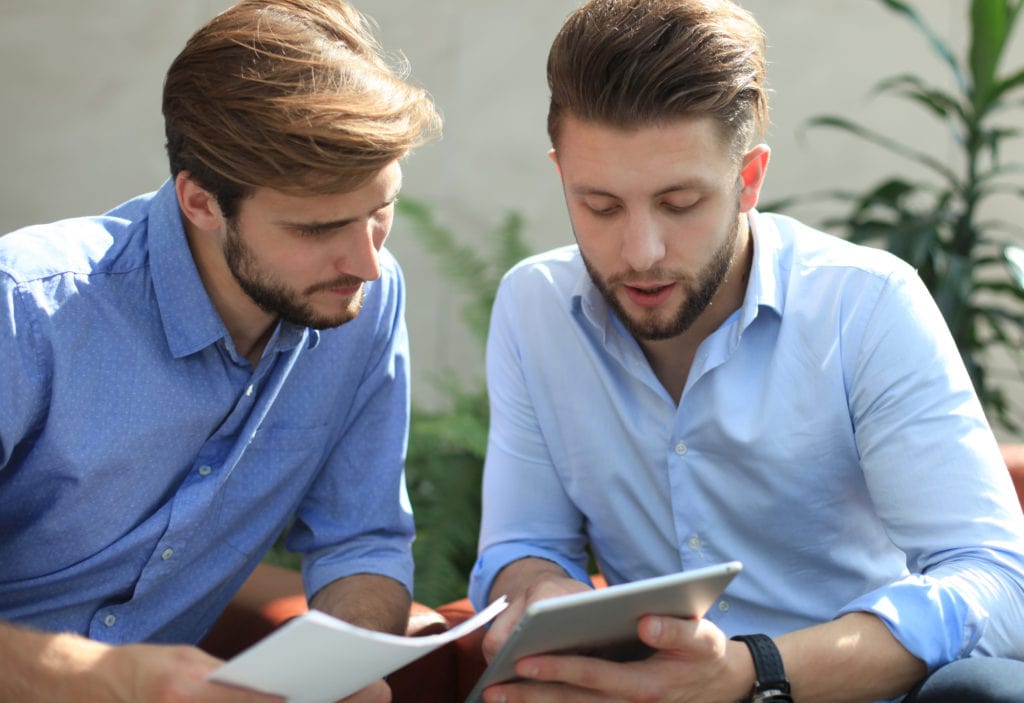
[187,680,286,702]
[338,678,391,703]
[482,597,527,661]
[482,679,610,703]
[512,655,647,700]
[638,614,720,657]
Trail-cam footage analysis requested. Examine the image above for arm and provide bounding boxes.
[309,573,411,635]
[481,557,591,661]
[469,276,593,612]
[308,574,408,703]
[0,621,284,703]
[840,268,1024,665]
[484,611,924,703]
[480,557,924,703]
[289,253,416,612]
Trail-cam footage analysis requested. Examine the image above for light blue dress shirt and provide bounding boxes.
[0,180,414,645]
[471,211,1024,673]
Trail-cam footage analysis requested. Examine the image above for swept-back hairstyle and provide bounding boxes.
[547,0,767,158]
[163,0,441,218]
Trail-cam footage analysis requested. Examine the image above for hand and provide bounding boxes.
[482,574,591,662]
[337,678,391,703]
[98,643,286,702]
[480,615,754,703]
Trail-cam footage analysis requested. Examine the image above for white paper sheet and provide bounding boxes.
[208,597,507,703]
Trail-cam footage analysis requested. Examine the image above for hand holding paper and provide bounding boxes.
[209,597,508,703]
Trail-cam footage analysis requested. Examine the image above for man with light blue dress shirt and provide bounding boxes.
[0,1,439,702]
[469,1,1024,702]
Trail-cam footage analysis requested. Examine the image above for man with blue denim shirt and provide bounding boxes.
[470,1,1024,702]
[0,1,439,701]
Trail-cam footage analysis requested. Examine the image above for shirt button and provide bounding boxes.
[198,465,212,476]
[718,600,730,612]
[245,384,254,397]
[161,548,174,561]
[687,535,701,550]
[674,442,688,456]
[103,614,117,627]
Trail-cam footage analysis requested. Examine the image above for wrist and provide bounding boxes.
[730,634,793,703]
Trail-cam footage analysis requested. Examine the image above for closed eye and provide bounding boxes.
[662,198,700,215]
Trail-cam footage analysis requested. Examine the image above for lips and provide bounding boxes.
[623,282,676,308]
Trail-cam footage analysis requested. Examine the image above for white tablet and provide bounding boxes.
[465,561,742,703]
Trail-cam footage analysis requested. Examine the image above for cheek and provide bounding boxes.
[373,212,393,250]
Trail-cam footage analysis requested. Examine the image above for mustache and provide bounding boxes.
[305,275,365,295]
[607,268,687,286]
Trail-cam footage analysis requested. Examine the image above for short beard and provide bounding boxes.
[223,219,365,330]
[583,215,740,341]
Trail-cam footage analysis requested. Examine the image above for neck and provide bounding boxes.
[183,217,277,366]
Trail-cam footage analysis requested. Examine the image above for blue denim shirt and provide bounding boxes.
[0,180,414,645]
[471,211,1024,674]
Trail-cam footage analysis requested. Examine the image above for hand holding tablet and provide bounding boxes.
[466,561,743,703]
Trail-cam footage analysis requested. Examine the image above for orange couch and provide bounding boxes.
[200,444,1024,701]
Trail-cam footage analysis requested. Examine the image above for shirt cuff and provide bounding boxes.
[836,573,987,672]
[302,548,415,603]
[469,542,592,612]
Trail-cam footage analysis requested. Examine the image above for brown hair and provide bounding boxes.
[162,0,441,218]
[547,0,767,157]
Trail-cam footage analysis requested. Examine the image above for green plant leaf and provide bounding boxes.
[879,0,968,94]
[970,0,1013,110]
[807,115,961,186]
[874,74,966,123]
[988,65,1024,107]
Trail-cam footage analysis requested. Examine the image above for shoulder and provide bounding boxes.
[0,192,156,287]
[498,244,584,300]
[759,211,917,282]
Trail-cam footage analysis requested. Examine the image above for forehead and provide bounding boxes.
[555,116,735,195]
[241,161,403,220]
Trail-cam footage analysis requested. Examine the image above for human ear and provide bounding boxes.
[547,147,562,175]
[174,171,225,232]
[738,144,770,213]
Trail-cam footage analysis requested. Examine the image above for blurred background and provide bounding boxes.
[3,1,1023,603]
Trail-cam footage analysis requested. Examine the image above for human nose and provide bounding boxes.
[620,212,665,272]
[337,219,382,281]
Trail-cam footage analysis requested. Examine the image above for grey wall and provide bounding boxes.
[2,2,1022,431]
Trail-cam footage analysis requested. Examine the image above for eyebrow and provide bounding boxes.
[275,193,400,233]
[569,180,711,198]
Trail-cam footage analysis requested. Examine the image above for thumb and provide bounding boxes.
[637,615,703,653]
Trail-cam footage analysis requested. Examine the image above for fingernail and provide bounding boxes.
[648,617,663,640]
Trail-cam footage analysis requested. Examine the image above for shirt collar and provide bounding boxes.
[147,179,319,359]
[737,209,784,329]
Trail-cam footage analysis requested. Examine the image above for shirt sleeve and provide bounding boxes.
[287,255,417,600]
[0,274,50,473]
[837,265,1024,670]
[469,274,593,611]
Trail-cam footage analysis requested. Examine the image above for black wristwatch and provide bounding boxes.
[731,634,793,703]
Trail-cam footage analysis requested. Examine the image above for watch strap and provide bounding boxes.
[731,634,793,703]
